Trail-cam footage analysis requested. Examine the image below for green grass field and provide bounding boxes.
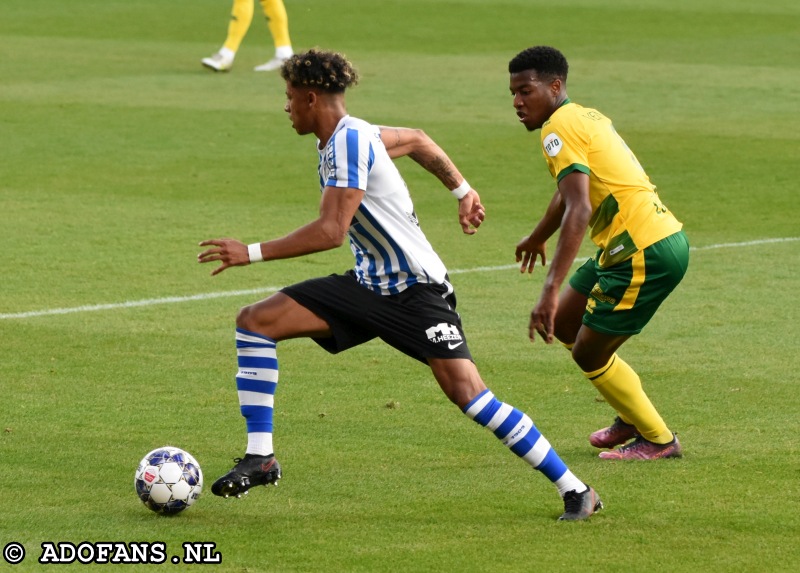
[1,0,799,571]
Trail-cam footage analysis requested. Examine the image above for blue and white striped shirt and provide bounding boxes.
[317,115,449,296]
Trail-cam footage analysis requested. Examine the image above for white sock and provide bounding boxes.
[246,432,273,457]
[555,470,588,497]
[275,45,293,59]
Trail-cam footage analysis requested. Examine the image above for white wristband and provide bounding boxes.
[450,179,471,200]
[247,243,264,263]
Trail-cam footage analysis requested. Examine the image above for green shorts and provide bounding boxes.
[568,230,689,336]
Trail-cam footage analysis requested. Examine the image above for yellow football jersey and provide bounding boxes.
[540,101,682,267]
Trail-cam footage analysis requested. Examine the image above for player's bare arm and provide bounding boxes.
[198,186,364,275]
[515,188,565,273]
[379,126,485,234]
[379,126,461,185]
[529,172,592,343]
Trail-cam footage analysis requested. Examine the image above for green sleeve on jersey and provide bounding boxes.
[556,163,590,182]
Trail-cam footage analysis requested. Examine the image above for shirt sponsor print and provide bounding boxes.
[543,132,563,157]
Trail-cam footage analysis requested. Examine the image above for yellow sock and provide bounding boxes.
[223,0,255,53]
[260,0,292,49]
[583,354,673,444]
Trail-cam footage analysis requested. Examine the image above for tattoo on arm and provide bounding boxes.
[381,128,402,151]
[409,152,458,188]
[382,127,461,188]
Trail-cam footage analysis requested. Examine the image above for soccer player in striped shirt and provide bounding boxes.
[198,48,602,520]
[510,46,689,460]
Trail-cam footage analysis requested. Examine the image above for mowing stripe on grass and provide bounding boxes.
[2,236,798,320]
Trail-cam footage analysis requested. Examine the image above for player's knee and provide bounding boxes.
[236,299,285,338]
[235,304,259,332]
[570,341,612,373]
[570,342,595,372]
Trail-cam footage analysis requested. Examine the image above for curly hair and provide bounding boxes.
[508,46,569,82]
[280,48,359,93]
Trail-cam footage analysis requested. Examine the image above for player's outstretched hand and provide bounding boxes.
[458,189,486,235]
[515,234,547,273]
[198,238,249,276]
[529,290,558,344]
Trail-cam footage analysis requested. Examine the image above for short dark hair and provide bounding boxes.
[508,46,569,82]
[280,48,359,93]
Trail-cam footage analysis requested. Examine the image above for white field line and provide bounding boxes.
[2,236,798,320]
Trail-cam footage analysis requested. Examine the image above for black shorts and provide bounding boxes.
[281,271,473,364]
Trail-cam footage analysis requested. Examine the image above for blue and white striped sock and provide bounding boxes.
[463,389,586,497]
[235,328,278,457]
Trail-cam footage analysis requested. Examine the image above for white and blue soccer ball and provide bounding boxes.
[134,446,203,515]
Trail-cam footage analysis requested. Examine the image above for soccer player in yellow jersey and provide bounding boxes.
[202,0,294,72]
[509,46,690,460]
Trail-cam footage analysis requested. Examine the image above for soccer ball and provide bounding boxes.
[134,446,203,515]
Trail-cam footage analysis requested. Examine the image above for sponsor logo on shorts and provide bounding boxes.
[425,322,463,348]
[590,283,617,305]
